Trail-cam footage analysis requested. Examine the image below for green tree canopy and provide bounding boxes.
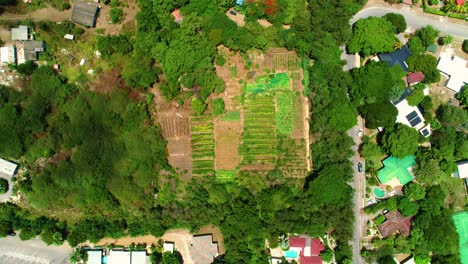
[415,26,439,47]
[0,179,8,194]
[348,17,397,56]
[382,124,420,158]
[407,36,425,54]
[406,54,440,84]
[456,85,468,107]
[398,197,420,216]
[404,183,426,201]
[383,13,407,34]
[351,62,406,105]
[359,101,398,129]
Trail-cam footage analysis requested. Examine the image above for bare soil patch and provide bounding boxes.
[95,1,139,35]
[225,9,245,26]
[214,119,242,170]
[151,88,193,179]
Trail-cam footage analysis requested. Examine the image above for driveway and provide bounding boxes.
[0,236,72,264]
[352,6,468,38]
[348,117,365,264]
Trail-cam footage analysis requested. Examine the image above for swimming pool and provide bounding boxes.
[373,187,386,198]
[285,250,298,258]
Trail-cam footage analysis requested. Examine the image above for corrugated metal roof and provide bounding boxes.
[0,158,17,177]
[71,0,99,27]
[11,26,28,41]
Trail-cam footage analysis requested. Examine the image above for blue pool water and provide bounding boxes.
[285,250,298,258]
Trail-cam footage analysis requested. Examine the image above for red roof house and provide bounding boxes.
[456,0,464,6]
[289,237,324,264]
[378,211,413,238]
[407,72,425,86]
[171,9,183,23]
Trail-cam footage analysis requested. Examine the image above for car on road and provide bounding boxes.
[358,162,363,172]
[357,128,363,137]
[229,10,237,15]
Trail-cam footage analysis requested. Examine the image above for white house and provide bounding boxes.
[394,99,431,137]
[106,250,147,264]
[0,158,18,177]
[87,250,103,264]
[0,46,16,64]
[163,241,175,253]
[437,48,468,93]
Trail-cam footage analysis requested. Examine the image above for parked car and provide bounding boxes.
[358,162,363,172]
[357,128,363,137]
[229,10,237,15]
[7,232,16,236]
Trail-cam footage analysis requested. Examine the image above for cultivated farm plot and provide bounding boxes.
[240,95,277,170]
[190,115,215,177]
[214,119,242,170]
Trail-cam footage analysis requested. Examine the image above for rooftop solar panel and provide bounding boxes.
[406,111,418,122]
[409,116,422,127]
[421,129,429,136]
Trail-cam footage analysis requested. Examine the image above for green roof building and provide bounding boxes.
[377,156,416,187]
[453,212,468,264]
[426,44,437,53]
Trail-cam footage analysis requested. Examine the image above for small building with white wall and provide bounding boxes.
[0,46,16,64]
[437,47,468,93]
[0,158,18,178]
[394,99,431,137]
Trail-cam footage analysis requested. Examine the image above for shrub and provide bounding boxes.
[61,2,71,10]
[406,84,425,106]
[192,98,206,116]
[383,13,407,33]
[215,55,226,66]
[0,178,8,194]
[110,8,123,24]
[429,0,439,5]
[212,98,225,117]
[463,40,468,53]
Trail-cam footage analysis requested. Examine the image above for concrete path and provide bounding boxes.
[348,117,366,264]
[352,6,468,38]
[0,236,72,264]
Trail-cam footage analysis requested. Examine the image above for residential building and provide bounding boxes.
[105,250,148,264]
[406,72,424,86]
[163,241,175,253]
[0,158,18,178]
[378,210,413,238]
[378,45,411,71]
[378,156,416,189]
[394,99,431,137]
[23,40,44,61]
[11,25,30,41]
[87,250,103,264]
[190,234,219,264]
[171,9,183,24]
[457,0,465,6]
[236,0,244,5]
[453,161,468,188]
[288,237,324,264]
[0,46,16,64]
[72,0,100,27]
[437,48,468,93]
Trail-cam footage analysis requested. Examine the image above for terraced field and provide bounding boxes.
[190,116,215,177]
[240,95,277,169]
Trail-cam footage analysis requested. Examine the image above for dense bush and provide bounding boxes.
[383,13,407,33]
[0,179,8,194]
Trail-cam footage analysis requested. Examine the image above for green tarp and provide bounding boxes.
[453,212,468,264]
[377,155,415,186]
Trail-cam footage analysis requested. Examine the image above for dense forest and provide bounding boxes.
[0,0,375,263]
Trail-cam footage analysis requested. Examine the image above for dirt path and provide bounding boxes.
[0,7,71,22]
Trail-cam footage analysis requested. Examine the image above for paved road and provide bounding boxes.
[352,6,468,38]
[0,236,72,264]
[348,117,365,264]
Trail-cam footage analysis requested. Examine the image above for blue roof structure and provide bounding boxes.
[236,0,244,5]
[378,45,412,71]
